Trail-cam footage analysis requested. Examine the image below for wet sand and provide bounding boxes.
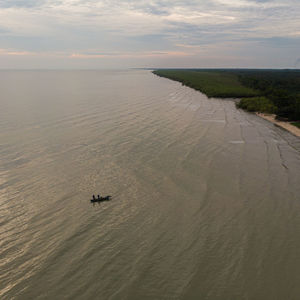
[256,113,300,137]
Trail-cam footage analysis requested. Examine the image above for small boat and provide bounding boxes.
[90,195,112,203]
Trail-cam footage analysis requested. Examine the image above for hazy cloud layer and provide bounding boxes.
[0,0,299,68]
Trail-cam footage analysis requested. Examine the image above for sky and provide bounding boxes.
[0,0,299,69]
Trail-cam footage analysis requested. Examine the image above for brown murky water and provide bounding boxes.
[1,70,300,300]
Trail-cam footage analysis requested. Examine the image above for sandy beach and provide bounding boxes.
[256,113,300,137]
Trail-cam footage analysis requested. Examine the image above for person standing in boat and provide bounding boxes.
[97,194,101,200]
[93,195,96,201]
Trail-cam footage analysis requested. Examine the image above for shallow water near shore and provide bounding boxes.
[1,70,300,300]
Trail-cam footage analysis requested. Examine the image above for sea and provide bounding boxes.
[1,70,300,300]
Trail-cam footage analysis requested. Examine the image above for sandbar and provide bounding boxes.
[256,113,300,137]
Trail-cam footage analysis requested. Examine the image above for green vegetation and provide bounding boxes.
[153,69,300,122]
[153,70,258,98]
[292,122,300,129]
[237,70,300,121]
[236,97,277,113]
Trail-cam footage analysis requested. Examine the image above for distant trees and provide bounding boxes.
[236,97,277,114]
[238,70,300,121]
[153,70,258,98]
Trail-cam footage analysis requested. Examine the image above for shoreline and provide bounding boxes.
[152,70,300,138]
[256,113,300,137]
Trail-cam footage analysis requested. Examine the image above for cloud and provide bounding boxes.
[0,48,34,55]
[0,0,299,68]
[0,0,47,8]
[70,50,190,58]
